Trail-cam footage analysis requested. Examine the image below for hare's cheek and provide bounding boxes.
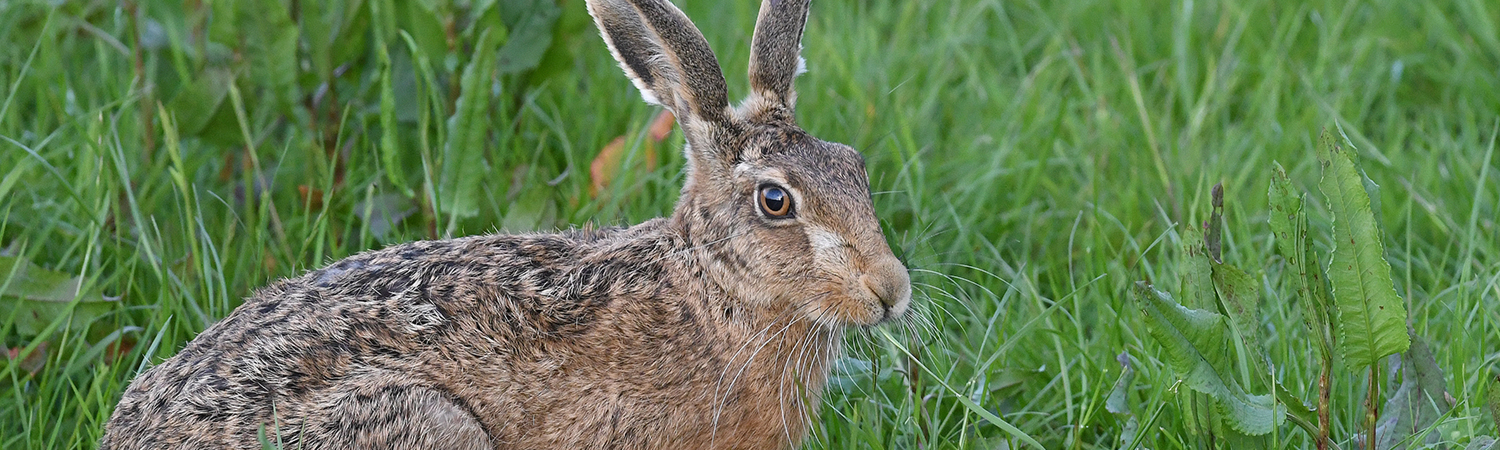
[804,226,854,270]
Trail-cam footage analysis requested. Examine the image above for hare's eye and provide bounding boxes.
[758,185,794,218]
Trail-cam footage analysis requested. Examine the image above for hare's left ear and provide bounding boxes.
[747,0,812,115]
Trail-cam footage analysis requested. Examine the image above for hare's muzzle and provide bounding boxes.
[860,256,911,322]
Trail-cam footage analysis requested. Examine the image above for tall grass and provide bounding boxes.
[1,0,1496,448]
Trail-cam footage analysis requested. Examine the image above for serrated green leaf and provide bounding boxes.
[376,41,411,196]
[1489,374,1500,431]
[0,256,116,336]
[1269,161,1335,355]
[241,0,300,112]
[438,28,501,219]
[1179,227,1215,310]
[1212,262,1261,358]
[1209,420,1270,449]
[1315,130,1409,368]
[1367,333,1451,450]
[1135,282,1286,435]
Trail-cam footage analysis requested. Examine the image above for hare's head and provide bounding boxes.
[588,0,909,327]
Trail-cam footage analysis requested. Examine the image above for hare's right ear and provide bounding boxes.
[747,0,812,115]
[587,0,730,125]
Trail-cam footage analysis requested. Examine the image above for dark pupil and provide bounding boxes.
[763,188,786,212]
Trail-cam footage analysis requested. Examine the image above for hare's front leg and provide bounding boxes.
[295,372,492,450]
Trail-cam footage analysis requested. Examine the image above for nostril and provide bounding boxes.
[861,274,901,309]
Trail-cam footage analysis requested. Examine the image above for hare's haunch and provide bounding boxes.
[101,0,910,448]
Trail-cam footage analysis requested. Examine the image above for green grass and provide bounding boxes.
[3,0,1498,448]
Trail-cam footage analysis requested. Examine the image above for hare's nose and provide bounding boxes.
[861,257,911,317]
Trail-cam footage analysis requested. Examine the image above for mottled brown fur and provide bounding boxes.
[101,0,908,448]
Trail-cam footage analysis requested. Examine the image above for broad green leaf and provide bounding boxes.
[1135,282,1286,435]
[1269,161,1335,355]
[241,0,300,112]
[301,0,370,83]
[331,0,372,74]
[301,0,335,82]
[1315,130,1409,368]
[1366,333,1451,450]
[1490,374,1500,431]
[1178,227,1215,310]
[529,0,593,83]
[207,0,241,48]
[1116,416,1140,450]
[376,41,411,195]
[1105,353,1135,415]
[167,67,234,136]
[1470,437,1499,450]
[500,183,558,232]
[496,0,561,74]
[0,256,116,336]
[1211,262,1261,358]
[438,28,501,219]
[401,0,449,66]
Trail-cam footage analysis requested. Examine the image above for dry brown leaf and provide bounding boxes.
[590,136,628,197]
[591,110,672,198]
[297,185,325,211]
[6,342,49,375]
[648,110,675,141]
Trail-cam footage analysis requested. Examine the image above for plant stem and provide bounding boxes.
[1365,364,1379,450]
[1319,354,1332,450]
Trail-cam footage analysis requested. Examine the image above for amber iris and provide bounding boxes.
[758,185,793,217]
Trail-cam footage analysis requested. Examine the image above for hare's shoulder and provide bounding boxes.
[278,222,679,338]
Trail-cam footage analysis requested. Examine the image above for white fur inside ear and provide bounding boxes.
[795,53,807,76]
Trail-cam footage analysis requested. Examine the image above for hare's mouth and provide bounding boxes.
[806,277,910,327]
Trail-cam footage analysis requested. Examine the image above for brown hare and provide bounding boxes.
[100,0,910,448]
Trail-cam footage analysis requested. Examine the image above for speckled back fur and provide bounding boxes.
[101,0,910,448]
